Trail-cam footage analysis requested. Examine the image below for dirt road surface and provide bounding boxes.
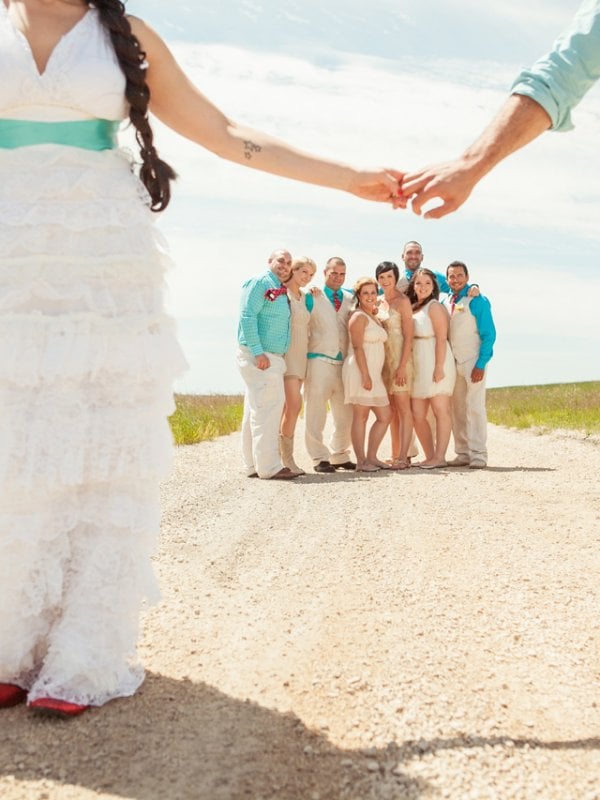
[1,423,599,800]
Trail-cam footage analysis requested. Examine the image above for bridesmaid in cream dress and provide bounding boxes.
[280,257,317,474]
[376,261,414,469]
[407,268,456,468]
[343,277,391,472]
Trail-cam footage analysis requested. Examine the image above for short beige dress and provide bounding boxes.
[411,300,456,399]
[382,306,413,394]
[343,311,389,406]
[284,291,310,380]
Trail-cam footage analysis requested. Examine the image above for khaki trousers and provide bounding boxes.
[237,347,286,478]
[451,358,488,464]
[304,358,352,465]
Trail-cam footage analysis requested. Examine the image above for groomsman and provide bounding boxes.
[237,249,298,479]
[304,257,356,473]
[443,261,496,469]
[398,241,482,298]
[397,240,450,293]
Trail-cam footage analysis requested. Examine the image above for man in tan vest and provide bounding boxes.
[443,261,496,469]
[304,257,355,473]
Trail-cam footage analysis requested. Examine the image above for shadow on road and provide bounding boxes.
[293,463,557,484]
[477,466,557,473]
[1,674,597,799]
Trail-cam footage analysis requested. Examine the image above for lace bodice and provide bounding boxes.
[0,4,127,121]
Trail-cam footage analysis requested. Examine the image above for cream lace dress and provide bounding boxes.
[381,306,413,394]
[0,6,187,705]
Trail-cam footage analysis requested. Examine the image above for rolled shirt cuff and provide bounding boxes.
[511,69,574,132]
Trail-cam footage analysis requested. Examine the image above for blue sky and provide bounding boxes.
[127,0,599,393]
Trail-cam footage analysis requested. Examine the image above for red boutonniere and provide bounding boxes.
[264,286,288,302]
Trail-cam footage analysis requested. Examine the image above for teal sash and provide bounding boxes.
[0,118,119,150]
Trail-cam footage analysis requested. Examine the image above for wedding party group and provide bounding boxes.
[237,241,496,479]
[1,0,593,720]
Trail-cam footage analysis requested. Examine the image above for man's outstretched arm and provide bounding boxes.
[402,0,600,219]
[401,96,551,218]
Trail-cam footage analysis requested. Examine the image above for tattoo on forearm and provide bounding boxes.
[243,140,262,160]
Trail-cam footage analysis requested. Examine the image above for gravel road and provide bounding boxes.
[1,423,599,800]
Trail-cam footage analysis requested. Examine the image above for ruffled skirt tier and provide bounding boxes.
[0,145,188,705]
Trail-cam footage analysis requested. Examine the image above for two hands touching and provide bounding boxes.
[357,159,474,219]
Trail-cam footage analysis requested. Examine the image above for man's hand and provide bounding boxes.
[401,158,479,219]
[471,367,485,383]
[401,96,552,219]
[255,354,270,370]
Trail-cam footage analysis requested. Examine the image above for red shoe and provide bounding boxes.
[29,697,90,718]
[0,683,27,708]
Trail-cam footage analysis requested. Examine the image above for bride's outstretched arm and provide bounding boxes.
[130,17,405,205]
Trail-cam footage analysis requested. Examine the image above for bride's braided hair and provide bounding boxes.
[89,0,176,211]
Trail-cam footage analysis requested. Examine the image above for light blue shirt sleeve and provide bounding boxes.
[511,0,600,131]
[237,273,290,356]
[238,277,268,356]
[305,293,314,313]
[434,271,450,294]
[468,296,497,370]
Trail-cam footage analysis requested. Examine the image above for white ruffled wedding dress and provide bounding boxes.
[0,5,187,705]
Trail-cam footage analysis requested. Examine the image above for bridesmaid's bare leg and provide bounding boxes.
[411,398,434,462]
[430,395,452,464]
[394,393,413,465]
[387,397,400,460]
[351,404,369,469]
[281,377,303,437]
[366,405,392,468]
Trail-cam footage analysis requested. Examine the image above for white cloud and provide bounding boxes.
[442,0,575,31]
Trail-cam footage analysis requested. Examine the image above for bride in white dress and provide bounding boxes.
[0,0,404,716]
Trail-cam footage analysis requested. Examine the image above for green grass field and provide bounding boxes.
[486,381,600,435]
[169,394,244,445]
[170,382,600,445]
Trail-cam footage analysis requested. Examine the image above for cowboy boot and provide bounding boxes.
[279,434,305,475]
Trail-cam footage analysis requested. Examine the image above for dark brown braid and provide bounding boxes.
[89,0,177,211]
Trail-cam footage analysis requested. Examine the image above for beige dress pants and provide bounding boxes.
[237,347,286,478]
[452,358,488,464]
[304,358,352,465]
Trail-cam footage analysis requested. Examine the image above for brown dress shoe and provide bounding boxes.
[314,460,336,473]
[268,468,298,480]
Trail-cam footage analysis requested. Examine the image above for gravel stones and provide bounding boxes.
[0,423,598,799]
